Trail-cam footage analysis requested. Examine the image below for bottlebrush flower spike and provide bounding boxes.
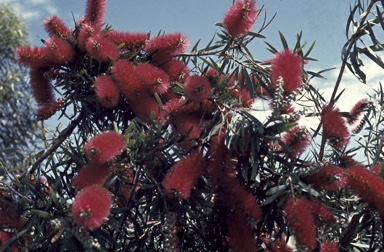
[0,231,19,251]
[44,37,75,65]
[281,126,310,158]
[71,185,111,230]
[86,35,119,62]
[184,75,211,102]
[223,0,258,38]
[72,163,110,189]
[320,242,339,252]
[265,237,293,252]
[160,60,189,83]
[94,75,120,108]
[283,197,317,250]
[307,198,336,222]
[84,131,126,164]
[271,49,303,93]
[129,94,164,123]
[16,46,50,68]
[29,68,55,106]
[339,155,360,168]
[36,99,63,120]
[111,60,143,101]
[348,98,370,124]
[371,162,384,176]
[221,174,262,220]
[348,98,371,134]
[84,0,106,32]
[145,32,189,55]
[321,104,349,149]
[136,63,170,95]
[302,164,346,191]
[145,32,189,65]
[106,31,149,51]
[77,22,96,51]
[43,15,71,40]
[162,151,205,199]
[226,211,257,252]
[346,165,384,215]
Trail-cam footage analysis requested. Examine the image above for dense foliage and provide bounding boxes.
[0,4,40,167]
[2,0,384,251]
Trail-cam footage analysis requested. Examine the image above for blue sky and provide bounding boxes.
[2,0,383,114]
[3,0,352,69]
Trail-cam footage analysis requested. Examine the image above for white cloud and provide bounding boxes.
[3,0,57,21]
[250,59,383,131]
[26,0,50,4]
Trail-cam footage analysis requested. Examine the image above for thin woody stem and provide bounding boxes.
[318,1,377,161]
[29,111,83,174]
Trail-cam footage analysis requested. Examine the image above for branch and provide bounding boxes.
[28,111,83,174]
[318,1,377,161]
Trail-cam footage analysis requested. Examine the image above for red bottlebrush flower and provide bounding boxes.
[348,98,371,134]
[94,75,120,108]
[271,49,303,93]
[0,231,19,251]
[220,174,261,220]
[71,185,111,230]
[43,15,71,40]
[281,126,310,158]
[84,0,106,32]
[307,198,336,222]
[170,114,204,150]
[85,35,119,62]
[73,163,110,189]
[209,132,229,161]
[145,32,189,65]
[266,238,293,252]
[303,164,346,191]
[36,99,63,120]
[283,197,317,250]
[226,211,257,252]
[320,242,339,252]
[339,155,360,168]
[205,67,223,82]
[346,165,384,215]
[111,60,144,100]
[77,22,96,51]
[223,0,258,38]
[160,60,189,83]
[0,202,25,230]
[163,98,187,114]
[321,104,349,149]
[29,68,55,106]
[162,151,205,199]
[184,75,211,102]
[44,37,74,65]
[129,94,163,123]
[348,98,370,124]
[106,31,148,51]
[16,46,50,68]
[84,131,126,164]
[136,63,170,95]
[145,32,189,55]
[371,163,384,177]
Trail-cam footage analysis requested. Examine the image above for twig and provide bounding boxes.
[28,111,83,174]
[318,0,377,161]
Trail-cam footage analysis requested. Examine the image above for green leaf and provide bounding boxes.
[247,31,266,39]
[266,185,287,195]
[266,122,297,135]
[30,209,53,219]
[264,41,278,54]
[278,31,289,49]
